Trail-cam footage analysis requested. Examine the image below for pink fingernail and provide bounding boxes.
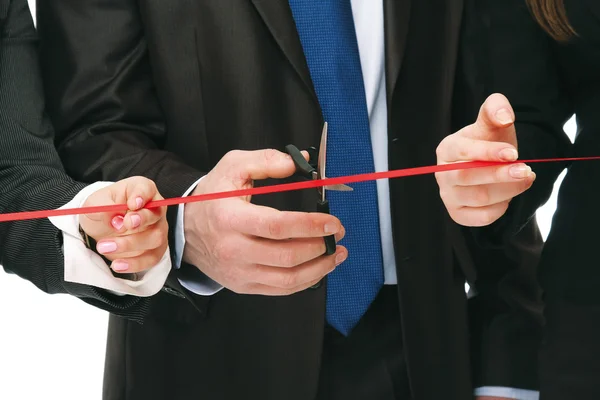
[97,241,117,254]
[130,214,141,229]
[135,197,143,209]
[111,215,124,230]
[112,261,129,272]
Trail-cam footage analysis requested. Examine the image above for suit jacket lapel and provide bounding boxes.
[384,0,412,103]
[249,0,318,103]
[250,0,412,107]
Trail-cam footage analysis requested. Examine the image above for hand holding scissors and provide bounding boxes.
[285,122,352,255]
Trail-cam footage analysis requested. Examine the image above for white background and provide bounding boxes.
[0,1,577,399]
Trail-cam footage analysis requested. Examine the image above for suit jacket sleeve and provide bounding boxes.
[451,0,574,390]
[36,0,208,300]
[460,0,574,243]
[0,0,149,321]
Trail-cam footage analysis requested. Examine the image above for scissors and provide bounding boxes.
[285,122,352,255]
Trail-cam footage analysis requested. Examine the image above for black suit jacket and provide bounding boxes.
[461,0,600,397]
[37,1,545,399]
[0,0,148,319]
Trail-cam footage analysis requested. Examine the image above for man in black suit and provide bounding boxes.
[0,0,171,316]
[37,1,543,399]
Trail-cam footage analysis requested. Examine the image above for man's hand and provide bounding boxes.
[435,93,536,227]
[80,176,168,274]
[183,149,347,296]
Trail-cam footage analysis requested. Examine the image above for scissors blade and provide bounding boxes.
[318,122,328,181]
[324,184,353,191]
[318,122,353,192]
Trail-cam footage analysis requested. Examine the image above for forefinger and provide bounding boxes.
[439,163,534,187]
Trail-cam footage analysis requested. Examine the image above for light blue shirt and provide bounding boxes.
[172,1,539,399]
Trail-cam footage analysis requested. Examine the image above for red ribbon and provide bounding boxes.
[1,156,597,223]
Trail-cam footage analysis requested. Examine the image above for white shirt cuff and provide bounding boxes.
[474,386,539,400]
[48,181,171,297]
[174,176,224,296]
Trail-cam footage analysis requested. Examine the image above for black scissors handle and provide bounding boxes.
[285,144,315,178]
[317,199,337,256]
[285,144,336,256]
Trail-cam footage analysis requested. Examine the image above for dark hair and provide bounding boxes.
[526,0,576,41]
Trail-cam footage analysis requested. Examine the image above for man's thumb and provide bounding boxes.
[222,148,308,182]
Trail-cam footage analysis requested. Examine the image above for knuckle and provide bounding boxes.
[455,169,471,184]
[458,147,470,160]
[438,188,448,203]
[228,282,247,294]
[278,249,297,267]
[268,216,283,238]
[435,136,452,161]
[280,270,299,289]
[149,228,165,248]
[143,178,158,193]
[159,218,169,233]
[213,208,232,231]
[477,208,499,226]
[115,237,131,253]
[144,252,162,268]
[263,148,278,162]
[496,166,510,182]
[473,187,490,206]
[222,265,244,288]
[435,142,444,160]
[224,149,243,162]
[447,209,464,225]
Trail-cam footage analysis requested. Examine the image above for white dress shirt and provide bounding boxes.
[49,181,171,297]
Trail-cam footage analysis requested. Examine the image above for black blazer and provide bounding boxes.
[0,0,148,319]
[37,1,545,399]
[462,0,600,398]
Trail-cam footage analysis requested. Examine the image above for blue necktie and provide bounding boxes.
[288,0,384,335]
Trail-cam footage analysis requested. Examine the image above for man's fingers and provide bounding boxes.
[229,246,346,295]
[236,229,346,268]
[448,201,511,227]
[443,180,534,209]
[437,135,518,163]
[221,148,307,182]
[248,246,346,290]
[223,202,344,239]
[437,163,535,186]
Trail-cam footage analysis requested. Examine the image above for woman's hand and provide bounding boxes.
[79,177,168,274]
[435,93,536,227]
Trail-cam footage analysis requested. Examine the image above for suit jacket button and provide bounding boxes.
[162,286,186,298]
